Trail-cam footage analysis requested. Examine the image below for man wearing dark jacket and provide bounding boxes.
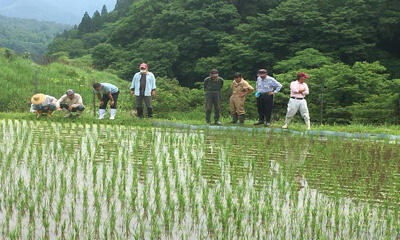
[204,69,224,125]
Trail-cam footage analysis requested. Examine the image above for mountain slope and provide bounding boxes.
[0,15,70,56]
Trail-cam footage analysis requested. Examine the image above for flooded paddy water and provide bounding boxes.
[0,119,399,239]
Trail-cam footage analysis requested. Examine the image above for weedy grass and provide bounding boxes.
[0,119,398,239]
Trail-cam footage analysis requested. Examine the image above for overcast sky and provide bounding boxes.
[0,0,116,24]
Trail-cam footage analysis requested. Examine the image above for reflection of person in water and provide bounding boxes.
[281,139,310,191]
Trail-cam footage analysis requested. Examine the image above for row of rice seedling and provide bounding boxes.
[0,119,398,239]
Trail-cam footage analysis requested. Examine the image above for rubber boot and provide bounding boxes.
[305,119,311,130]
[231,114,238,124]
[239,115,245,125]
[36,111,43,119]
[147,107,153,119]
[110,109,116,120]
[137,107,144,118]
[46,111,53,117]
[63,108,71,118]
[282,118,292,129]
[98,109,106,120]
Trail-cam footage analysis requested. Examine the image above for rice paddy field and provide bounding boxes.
[0,119,399,239]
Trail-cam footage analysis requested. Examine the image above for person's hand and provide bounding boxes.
[100,101,104,106]
[57,107,62,111]
[68,106,73,111]
[151,90,156,97]
[110,100,114,106]
[130,90,134,96]
[299,89,305,93]
[268,91,275,96]
[239,93,246,98]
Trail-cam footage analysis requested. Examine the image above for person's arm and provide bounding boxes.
[204,78,208,91]
[273,78,282,94]
[256,78,260,92]
[290,82,299,94]
[56,95,66,109]
[303,83,309,96]
[107,92,114,105]
[130,74,136,96]
[220,78,224,89]
[30,104,36,113]
[70,95,82,108]
[151,73,156,96]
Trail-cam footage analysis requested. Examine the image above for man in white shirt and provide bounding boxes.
[282,72,311,130]
[57,89,85,118]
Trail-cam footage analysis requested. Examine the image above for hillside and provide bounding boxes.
[46,0,400,86]
[2,48,400,125]
[0,15,70,57]
[0,0,116,24]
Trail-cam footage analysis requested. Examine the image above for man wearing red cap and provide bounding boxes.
[282,72,311,130]
[130,63,156,118]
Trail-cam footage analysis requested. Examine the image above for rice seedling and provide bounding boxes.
[0,119,399,239]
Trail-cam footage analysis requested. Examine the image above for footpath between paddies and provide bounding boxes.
[1,112,400,137]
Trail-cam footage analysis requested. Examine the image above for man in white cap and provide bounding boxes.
[93,82,120,120]
[56,89,85,118]
[282,72,311,130]
[130,62,156,119]
[30,94,57,118]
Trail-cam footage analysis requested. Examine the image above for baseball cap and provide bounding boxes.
[140,63,148,69]
[66,89,75,96]
[297,72,310,79]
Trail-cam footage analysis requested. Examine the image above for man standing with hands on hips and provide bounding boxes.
[282,72,311,130]
[254,69,282,127]
[130,63,156,119]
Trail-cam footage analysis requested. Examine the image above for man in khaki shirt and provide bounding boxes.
[230,72,254,124]
[56,89,85,118]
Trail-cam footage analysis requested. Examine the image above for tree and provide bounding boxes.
[78,12,92,35]
[101,5,108,17]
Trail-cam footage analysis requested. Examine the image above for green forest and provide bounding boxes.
[44,0,400,124]
[0,15,69,57]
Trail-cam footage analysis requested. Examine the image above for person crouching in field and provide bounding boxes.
[130,63,156,119]
[230,72,254,125]
[56,89,85,118]
[30,94,57,118]
[282,72,311,130]
[93,82,120,120]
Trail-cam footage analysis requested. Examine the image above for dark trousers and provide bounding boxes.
[60,104,85,112]
[257,94,274,123]
[205,91,221,123]
[100,91,119,109]
[136,94,153,117]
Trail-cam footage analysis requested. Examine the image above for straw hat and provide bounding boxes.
[31,94,46,105]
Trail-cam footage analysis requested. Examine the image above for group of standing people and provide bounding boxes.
[204,69,311,130]
[30,63,311,130]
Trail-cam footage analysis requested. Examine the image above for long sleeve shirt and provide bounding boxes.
[57,94,84,108]
[290,81,309,98]
[30,95,57,112]
[204,77,224,92]
[130,72,156,96]
[256,76,282,94]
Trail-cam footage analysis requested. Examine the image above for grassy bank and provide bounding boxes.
[1,112,400,136]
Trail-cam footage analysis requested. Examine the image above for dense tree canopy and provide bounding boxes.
[44,0,400,124]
